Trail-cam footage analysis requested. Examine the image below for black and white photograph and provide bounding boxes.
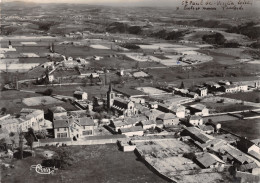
[0,0,259,182]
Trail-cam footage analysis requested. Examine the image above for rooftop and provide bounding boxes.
[53,120,69,128]
[49,106,67,113]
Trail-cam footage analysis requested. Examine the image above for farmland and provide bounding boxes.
[220,119,260,140]
[223,91,260,103]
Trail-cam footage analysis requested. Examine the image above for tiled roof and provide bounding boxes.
[53,120,69,128]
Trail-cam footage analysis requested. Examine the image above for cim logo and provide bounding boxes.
[30,164,58,175]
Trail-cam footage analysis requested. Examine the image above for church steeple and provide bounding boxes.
[107,83,115,109]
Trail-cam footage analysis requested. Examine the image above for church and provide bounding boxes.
[107,84,138,117]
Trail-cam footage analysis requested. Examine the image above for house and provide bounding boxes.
[197,125,214,134]
[218,80,231,86]
[189,104,209,116]
[75,117,95,137]
[53,119,70,138]
[189,115,203,126]
[48,106,67,122]
[237,138,260,161]
[74,91,88,101]
[238,84,248,92]
[187,92,199,99]
[238,162,260,175]
[149,102,158,109]
[157,113,179,126]
[130,97,145,104]
[139,120,156,130]
[196,153,225,168]
[196,87,208,97]
[19,108,45,130]
[170,105,186,118]
[111,119,129,132]
[204,82,221,91]
[156,120,164,129]
[221,85,238,93]
[48,75,55,82]
[119,126,144,137]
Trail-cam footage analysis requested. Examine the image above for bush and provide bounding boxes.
[43,89,53,96]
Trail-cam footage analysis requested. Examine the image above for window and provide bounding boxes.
[83,130,92,135]
[64,128,67,131]
[57,128,60,132]
[57,133,67,138]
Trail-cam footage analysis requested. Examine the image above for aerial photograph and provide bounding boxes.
[0,0,259,182]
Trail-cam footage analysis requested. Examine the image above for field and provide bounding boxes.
[22,96,63,106]
[0,90,77,114]
[136,87,168,96]
[1,144,166,183]
[220,119,260,140]
[223,91,260,103]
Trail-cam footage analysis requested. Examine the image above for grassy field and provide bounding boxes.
[0,90,77,114]
[220,119,260,140]
[223,91,260,103]
[1,144,167,183]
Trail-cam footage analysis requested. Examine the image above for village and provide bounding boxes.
[1,1,260,183]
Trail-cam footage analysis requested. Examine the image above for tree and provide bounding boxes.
[0,107,7,115]
[27,134,34,151]
[180,81,184,89]
[54,148,75,169]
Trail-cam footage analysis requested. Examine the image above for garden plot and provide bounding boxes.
[136,87,168,96]
[22,96,63,106]
[90,44,110,50]
[20,53,40,57]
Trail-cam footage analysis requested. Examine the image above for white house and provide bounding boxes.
[74,91,88,101]
[189,115,203,126]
